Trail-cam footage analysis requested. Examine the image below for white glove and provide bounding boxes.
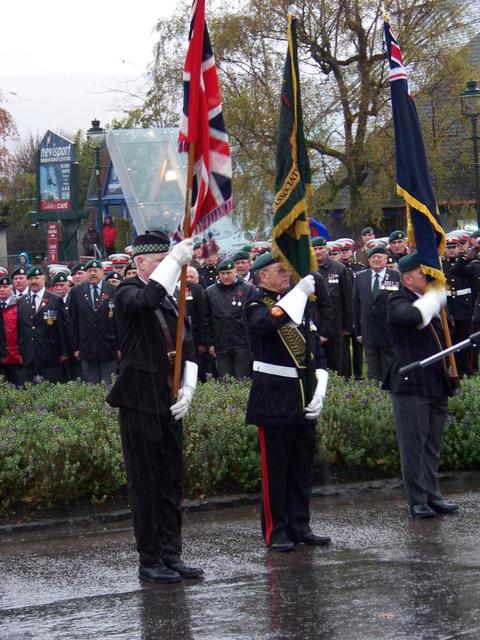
[150,239,194,295]
[170,238,194,266]
[412,287,446,329]
[304,369,328,420]
[170,360,198,420]
[276,275,315,325]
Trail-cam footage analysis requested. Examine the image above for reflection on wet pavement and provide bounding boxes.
[1,479,480,639]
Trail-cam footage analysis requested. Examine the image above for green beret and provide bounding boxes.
[11,266,27,278]
[251,251,277,272]
[0,274,12,286]
[470,230,480,238]
[85,259,103,270]
[105,271,122,281]
[367,246,388,258]
[193,242,202,250]
[71,263,86,275]
[27,266,44,278]
[311,236,327,247]
[217,259,235,272]
[361,226,374,235]
[398,253,422,273]
[389,230,406,242]
[233,251,250,262]
[52,272,69,284]
[241,244,252,252]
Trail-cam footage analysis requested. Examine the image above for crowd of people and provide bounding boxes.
[1,223,477,581]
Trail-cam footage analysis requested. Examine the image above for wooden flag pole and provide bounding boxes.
[173,143,196,398]
[440,304,460,389]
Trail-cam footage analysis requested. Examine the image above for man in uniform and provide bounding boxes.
[198,248,220,287]
[387,230,409,263]
[354,226,376,267]
[338,238,365,379]
[383,254,457,517]
[69,259,119,384]
[11,266,29,298]
[353,246,400,382]
[233,250,255,284]
[311,236,352,375]
[109,253,130,276]
[205,258,256,379]
[71,263,87,285]
[442,236,475,376]
[107,232,203,583]
[17,266,69,383]
[104,271,123,287]
[245,252,330,551]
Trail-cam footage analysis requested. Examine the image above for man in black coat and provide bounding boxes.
[245,252,331,552]
[311,236,352,375]
[16,266,69,383]
[353,246,400,382]
[69,259,119,384]
[383,254,458,518]
[205,258,256,379]
[107,232,203,583]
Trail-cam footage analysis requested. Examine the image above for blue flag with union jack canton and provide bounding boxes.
[178,0,234,234]
[384,18,445,284]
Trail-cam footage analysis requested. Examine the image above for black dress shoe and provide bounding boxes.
[139,565,182,583]
[164,560,204,578]
[428,499,459,514]
[269,539,295,552]
[409,504,435,518]
[299,532,331,546]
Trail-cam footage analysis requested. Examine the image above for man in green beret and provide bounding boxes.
[383,254,458,517]
[205,257,256,379]
[16,265,69,383]
[69,259,119,383]
[71,263,87,285]
[233,250,255,284]
[353,226,376,267]
[353,246,400,381]
[11,266,29,298]
[388,230,409,263]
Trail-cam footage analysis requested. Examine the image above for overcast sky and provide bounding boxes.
[1,0,179,142]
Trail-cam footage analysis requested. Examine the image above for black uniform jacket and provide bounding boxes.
[205,277,257,352]
[314,259,353,337]
[106,276,196,417]
[17,290,68,367]
[174,282,209,348]
[353,268,400,348]
[69,281,118,361]
[245,288,326,428]
[442,257,475,322]
[383,286,452,397]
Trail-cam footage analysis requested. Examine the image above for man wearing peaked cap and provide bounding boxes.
[69,256,119,384]
[107,232,204,582]
[245,253,331,551]
[205,255,256,379]
[109,253,130,276]
[16,263,69,383]
[383,253,458,517]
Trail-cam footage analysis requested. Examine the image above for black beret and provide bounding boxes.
[132,230,170,257]
[27,266,44,278]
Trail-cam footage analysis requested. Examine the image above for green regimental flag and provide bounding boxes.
[272,11,316,282]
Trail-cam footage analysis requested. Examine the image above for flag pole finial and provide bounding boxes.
[288,4,299,17]
[381,3,389,21]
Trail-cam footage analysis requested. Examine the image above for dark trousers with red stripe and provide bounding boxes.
[257,423,316,545]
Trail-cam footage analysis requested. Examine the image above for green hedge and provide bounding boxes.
[1,374,480,512]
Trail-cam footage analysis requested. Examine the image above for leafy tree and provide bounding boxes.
[116,0,477,233]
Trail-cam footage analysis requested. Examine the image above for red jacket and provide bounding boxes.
[103,225,117,248]
[1,300,22,365]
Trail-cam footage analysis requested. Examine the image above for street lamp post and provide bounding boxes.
[460,80,480,229]
[86,119,107,257]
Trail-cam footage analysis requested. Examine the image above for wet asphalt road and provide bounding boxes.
[1,478,480,639]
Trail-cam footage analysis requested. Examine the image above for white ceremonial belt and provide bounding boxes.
[252,361,299,378]
[446,288,471,296]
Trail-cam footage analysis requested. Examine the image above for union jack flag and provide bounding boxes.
[384,17,445,284]
[178,0,234,234]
